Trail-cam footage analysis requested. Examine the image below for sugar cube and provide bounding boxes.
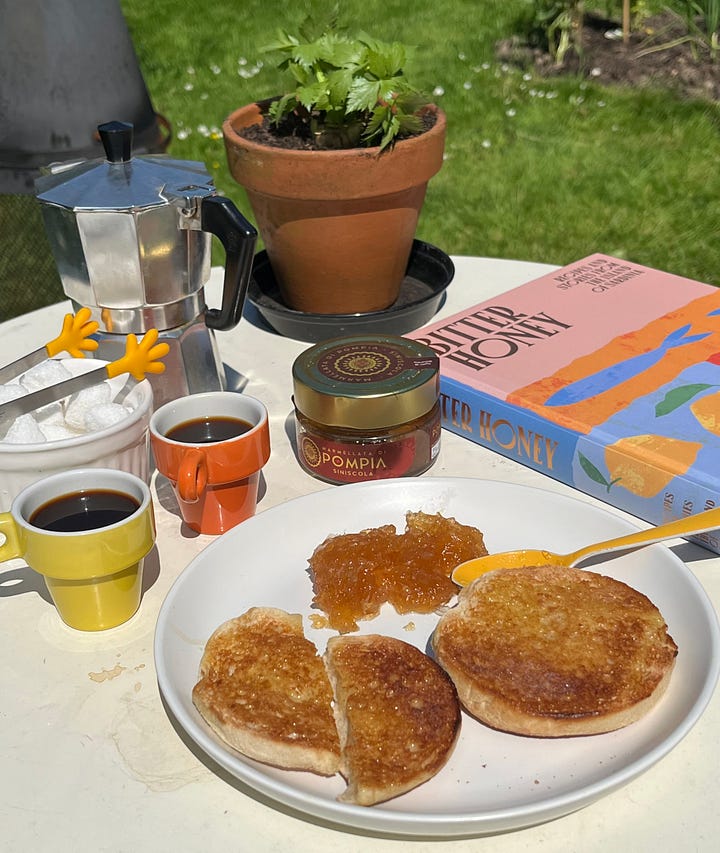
[4,413,46,444]
[84,402,132,432]
[0,359,137,445]
[0,384,29,438]
[34,401,65,425]
[64,382,112,430]
[39,422,82,442]
[19,359,72,392]
[0,384,27,404]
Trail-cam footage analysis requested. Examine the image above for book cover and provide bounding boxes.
[410,253,720,554]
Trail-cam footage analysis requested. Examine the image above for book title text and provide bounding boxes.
[416,306,571,371]
[440,393,559,470]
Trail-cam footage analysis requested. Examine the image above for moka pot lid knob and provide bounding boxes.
[98,120,134,163]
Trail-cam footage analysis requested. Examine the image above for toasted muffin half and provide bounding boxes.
[325,634,461,805]
[192,607,341,775]
[432,565,678,737]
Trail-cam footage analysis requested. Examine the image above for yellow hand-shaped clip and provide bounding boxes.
[106,329,170,381]
[45,307,100,359]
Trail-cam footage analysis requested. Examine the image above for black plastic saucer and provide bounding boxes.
[247,240,454,343]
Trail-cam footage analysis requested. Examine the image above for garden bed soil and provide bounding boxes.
[497,11,720,102]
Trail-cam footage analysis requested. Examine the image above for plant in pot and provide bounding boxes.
[222,20,446,315]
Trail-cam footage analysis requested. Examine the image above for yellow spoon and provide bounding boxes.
[452,505,720,587]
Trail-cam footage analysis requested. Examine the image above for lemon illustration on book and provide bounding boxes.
[690,390,720,435]
[604,434,702,497]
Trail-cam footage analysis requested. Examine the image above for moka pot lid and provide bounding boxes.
[35,120,215,211]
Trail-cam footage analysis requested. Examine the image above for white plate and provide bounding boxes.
[154,478,720,838]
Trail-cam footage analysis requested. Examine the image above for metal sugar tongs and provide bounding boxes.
[0,308,169,421]
[0,307,100,384]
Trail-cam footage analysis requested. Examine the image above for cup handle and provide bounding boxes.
[178,449,208,503]
[0,513,22,562]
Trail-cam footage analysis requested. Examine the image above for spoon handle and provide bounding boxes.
[568,505,720,565]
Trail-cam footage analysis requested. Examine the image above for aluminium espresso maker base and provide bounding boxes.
[247,240,455,343]
[90,318,225,409]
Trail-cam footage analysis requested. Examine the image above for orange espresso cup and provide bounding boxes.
[150,392,271,535]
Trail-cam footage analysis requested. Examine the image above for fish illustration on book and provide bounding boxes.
[545,324,711,407]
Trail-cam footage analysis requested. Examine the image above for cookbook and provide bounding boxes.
[410,253,720,554]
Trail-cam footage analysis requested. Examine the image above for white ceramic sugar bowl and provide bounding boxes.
[0,360,153,512]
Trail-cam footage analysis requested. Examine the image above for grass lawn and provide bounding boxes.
[3,0,719,320]
[119,0,720,285]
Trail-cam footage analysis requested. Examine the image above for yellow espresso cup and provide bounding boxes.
[0,468,155,631]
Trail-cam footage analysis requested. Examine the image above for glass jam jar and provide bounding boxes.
[291,334,441,484]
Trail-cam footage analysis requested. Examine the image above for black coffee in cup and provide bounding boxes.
[166,416,253,444]
[30,490,141,532]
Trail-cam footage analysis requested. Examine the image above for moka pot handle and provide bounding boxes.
[200,195,258,331]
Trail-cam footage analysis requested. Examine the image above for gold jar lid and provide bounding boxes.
[292,334,439,430]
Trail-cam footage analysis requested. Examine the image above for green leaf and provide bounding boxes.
[363,105,386,139]
[377,77,399,100]
[293,41,325,69]
[655,383,714,416]
[296,80,330,110]
[347,77,381,112]
[288,63,310,85]
[577,452,613,490]
[260,30,299,53]
[267,93,297,124]
[396,91,430,112]
[319,35,364,70]
[379,113,401,150]
[396,112,423,134]
[365,43,406,78]
[325,68,354,107]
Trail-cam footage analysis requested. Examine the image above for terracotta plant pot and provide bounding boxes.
[222,102,446,315]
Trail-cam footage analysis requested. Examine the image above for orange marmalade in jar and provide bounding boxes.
[292,334,441,484]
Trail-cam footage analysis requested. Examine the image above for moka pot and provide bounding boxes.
[34,120,257,407]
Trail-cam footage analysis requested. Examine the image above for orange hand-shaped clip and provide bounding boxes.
[106,329,170,381]
[45,307,100,359]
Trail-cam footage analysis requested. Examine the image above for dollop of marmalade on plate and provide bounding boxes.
[308,511,487,632]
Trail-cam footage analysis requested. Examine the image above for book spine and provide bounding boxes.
[439,376,720,556]
[573,434,720,555]
[439,376,579,484]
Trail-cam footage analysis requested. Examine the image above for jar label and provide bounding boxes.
[316,342,438,385]
[300,434,418,482]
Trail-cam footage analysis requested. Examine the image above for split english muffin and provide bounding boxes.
[193,607,461,805]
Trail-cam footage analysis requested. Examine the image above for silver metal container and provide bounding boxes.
[35,121,257,406]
